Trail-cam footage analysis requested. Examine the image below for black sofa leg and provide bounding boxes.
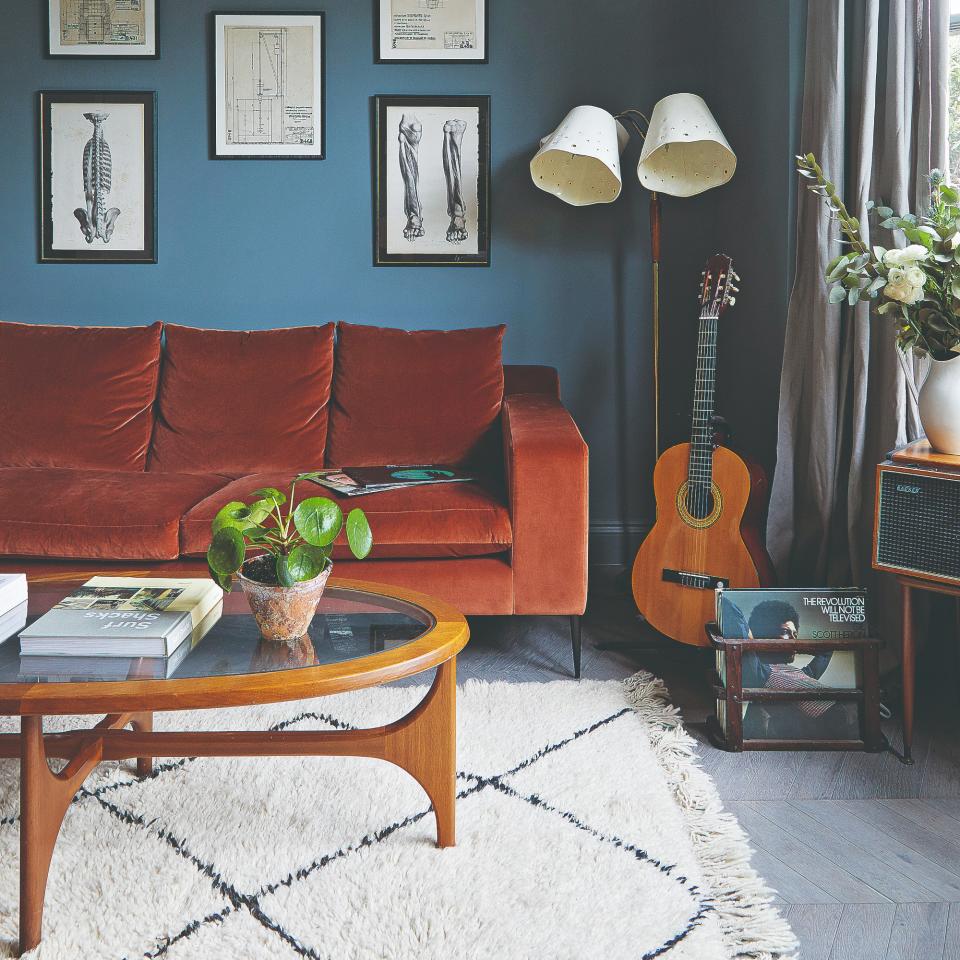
[570,615,582,679]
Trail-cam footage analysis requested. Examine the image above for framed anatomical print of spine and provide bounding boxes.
[47,0,158,58]
[374,95,490,267]
[375,0,487,63]
[39,91,157,264]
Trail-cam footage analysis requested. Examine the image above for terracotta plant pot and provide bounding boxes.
[238,559,332,641]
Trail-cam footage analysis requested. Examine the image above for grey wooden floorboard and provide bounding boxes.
[790,800,960,901]
[880,798,960,848]
[925,797,960,823]
[785,903,843,960]
[740,845,840,904]
[748,801,938,903]
[727,801,890,903]
[886,902,950,960]
[835,799,960,883]
[828,904,897,960]
[943,902,960,960]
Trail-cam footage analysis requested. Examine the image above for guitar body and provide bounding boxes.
[631,442,774,647]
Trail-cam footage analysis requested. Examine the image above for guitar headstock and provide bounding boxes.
[699,254,739,318]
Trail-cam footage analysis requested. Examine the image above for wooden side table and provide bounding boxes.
[897,573,960,763]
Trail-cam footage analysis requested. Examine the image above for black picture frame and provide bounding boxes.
[374,0,488,64]
[374,95,490,267]
[39,90,157,264]
[46,0,159,58]
[211,12,326,161]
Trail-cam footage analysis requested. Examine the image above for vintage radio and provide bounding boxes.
[873,441,960,585]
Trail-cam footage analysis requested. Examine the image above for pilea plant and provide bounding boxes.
[206,474,372,591]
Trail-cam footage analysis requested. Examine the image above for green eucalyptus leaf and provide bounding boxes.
[942,186,959,203]
[829,284,847,304]
[875,206,894,219]
[207,527,246,575]
[293,497,343,547]
[847,287,860,306]
[286,544,329,582]
[346,508,373,559]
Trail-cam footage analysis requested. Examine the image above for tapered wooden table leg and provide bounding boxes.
[383,657,457,847]
[130,711,154,777]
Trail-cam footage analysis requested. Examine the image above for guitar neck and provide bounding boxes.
[688,312,718,490]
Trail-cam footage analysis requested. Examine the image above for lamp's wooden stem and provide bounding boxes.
[650,191,662,460]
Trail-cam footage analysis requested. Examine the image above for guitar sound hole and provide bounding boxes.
[686,486,715,520]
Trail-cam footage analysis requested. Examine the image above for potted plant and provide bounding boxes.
[798,156,960,453]
[206,474,373,641]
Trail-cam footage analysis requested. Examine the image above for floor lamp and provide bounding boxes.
[529,93,736,458]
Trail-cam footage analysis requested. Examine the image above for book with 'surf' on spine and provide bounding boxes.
[19,577,223,659]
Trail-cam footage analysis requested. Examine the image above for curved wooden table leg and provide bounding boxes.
[19,713,127,956]
[129,711,154,777]
[383,656,457,847]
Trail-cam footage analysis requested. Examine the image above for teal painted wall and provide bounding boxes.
[0,0,798,564]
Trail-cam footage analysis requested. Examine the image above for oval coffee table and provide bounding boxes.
[0,578,469,956]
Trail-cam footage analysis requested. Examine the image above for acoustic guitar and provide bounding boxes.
[631,253,774,647]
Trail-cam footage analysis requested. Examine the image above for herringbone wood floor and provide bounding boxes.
[448,585,960,960]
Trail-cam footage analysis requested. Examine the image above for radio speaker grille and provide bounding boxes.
[876,468,960,581]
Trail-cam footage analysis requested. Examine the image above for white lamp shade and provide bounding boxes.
[530,105,630,206]
[636,93,735,197]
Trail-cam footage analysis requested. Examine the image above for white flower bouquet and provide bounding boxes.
[797,154,960,359]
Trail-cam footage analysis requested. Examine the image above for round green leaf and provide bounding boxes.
[346,508,373,559]
[212,501,254,535]
[293,497,343,547]
[286,544,329,582]
[207,527,245,575]
[209,568,233,592]
[253,487,287,508]
[275,553,295,587]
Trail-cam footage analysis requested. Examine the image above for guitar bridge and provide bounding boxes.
[662,569,728,590]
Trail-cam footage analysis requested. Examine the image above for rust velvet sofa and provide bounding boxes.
[0,320,588,664]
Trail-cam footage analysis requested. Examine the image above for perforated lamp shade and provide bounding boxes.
[636,93,735,197]
[529,105,630,205]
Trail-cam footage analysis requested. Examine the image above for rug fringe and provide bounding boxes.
[623,671,799,960]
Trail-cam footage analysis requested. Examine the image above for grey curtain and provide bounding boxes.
[767,0,949,591]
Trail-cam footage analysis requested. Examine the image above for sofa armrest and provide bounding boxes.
[502,393,588,614]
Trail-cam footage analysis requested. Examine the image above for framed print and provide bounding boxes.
[212,12,325,160]
[375,0,487,63]
[39,91,157,264]
[374,95,490,267]
[47,0,158,58]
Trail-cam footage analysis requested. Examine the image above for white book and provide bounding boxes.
[0,601,28,646]
[19,577,223,658]
[0,574,27,618]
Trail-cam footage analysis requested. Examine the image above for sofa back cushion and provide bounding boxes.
[0,320,162,471]
[325,322,506,467]
[148,323,335,474]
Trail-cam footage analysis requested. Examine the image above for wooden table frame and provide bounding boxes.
[0,579,468,957]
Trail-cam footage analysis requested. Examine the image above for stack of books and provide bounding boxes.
[309,465,473,497]
[0,573,28,644]
[18,577,223,680]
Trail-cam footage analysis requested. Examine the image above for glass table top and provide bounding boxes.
[0,585,434,686]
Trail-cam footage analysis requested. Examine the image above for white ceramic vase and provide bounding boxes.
[919,354,960,454]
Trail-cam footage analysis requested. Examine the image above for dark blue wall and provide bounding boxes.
[0,0,796,565]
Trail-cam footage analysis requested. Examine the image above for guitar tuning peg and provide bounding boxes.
[729,285,739,293]
[727,296,736,306]
[732,271,741,281]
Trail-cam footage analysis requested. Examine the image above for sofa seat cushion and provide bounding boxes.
[0,320,163,471]
[148,324,336,475]
[0,469,227,561]
[325,322,506,467]
[181,473,512,560]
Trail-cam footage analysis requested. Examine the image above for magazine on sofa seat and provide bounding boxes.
[307,465,474,497]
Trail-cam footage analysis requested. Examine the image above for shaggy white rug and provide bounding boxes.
[0,674,796,960]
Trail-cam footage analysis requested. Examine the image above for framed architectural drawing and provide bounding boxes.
[374,95,490,266]
[47,0,158,58]
[39,91,157,264]
[375,0,487,63]
[212,12,325,160]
